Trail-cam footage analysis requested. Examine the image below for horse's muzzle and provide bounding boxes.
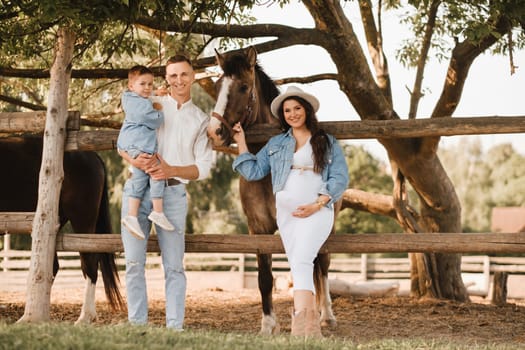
[208,112,233,147]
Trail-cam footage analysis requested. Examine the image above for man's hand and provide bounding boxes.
[146,154,170,180]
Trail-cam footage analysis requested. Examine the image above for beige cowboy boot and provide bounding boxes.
[305,308,323,338]
[290,308,307,336]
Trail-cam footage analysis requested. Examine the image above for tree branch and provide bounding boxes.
[135,17,325,46]
[423,15,513,154]
[358,0,393,105]
[408,0,440,119]
[274,73,338,85]
[0,94,45,110]
[341,188,397,219]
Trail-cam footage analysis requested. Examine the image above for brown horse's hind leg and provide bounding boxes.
[258,253,280,335]
[314,252,337,328]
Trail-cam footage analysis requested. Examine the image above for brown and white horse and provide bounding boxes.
[0,136,124,324]
[207,47,337,334]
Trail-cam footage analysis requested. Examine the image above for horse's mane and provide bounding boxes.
[254,64,280,109]
[222,52,280,110]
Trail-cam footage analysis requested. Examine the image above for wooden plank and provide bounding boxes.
[36,115,525,151]
[0,111,80,133]
[63,116,525,151]
[322,116,525,140]
[64,129,119,152]
[0,250,77,258]
[0,212,34,234]
[244,116,525,142]
[53,233,525,254]
[3,115,525,151]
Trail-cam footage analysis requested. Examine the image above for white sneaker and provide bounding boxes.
[121,215,145,240]
[148,211,175,231]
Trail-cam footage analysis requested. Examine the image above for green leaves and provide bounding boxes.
[395,0,525,68]
[439,138,525,232]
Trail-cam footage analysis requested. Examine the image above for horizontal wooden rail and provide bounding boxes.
[2,113,525,151]
[51,233,525,254]
[0,111,80,133]
[0,212,33,234]
[3,212,524,254]
[251,116,525,142]
[63,116,525,151]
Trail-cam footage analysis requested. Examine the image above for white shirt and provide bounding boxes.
[152,95,214,183]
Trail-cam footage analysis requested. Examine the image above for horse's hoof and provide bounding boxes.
[74,313,96,325]
[272,322,280,335]
[321,317,337,329]
[258,324,280,336]
[260,312,279,335]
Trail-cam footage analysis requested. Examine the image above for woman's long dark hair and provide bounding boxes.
[277,96,331,173]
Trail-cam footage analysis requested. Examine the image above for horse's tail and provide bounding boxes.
[96,156,125,311]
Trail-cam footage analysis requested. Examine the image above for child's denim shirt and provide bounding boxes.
[232,129,349,207]
[117,91,164,156]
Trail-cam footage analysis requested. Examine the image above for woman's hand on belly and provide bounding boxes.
[292,202,322,218]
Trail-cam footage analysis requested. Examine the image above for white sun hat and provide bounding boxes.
[270,85,320,118]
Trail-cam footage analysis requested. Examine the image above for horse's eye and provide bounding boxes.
[240,84,249,93]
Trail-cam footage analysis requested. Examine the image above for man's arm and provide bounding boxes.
[148,156,199,181]
[118,149,156,171]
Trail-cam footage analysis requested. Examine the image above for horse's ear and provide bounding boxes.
[215,49,225,69]
[246,46,257,67]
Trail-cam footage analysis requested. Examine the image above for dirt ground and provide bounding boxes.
[1,287,525,346]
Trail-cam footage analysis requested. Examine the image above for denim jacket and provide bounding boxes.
[232,129,349,207]
[117,91,164,155]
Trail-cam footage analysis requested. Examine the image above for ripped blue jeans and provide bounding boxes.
[121,179,187,329]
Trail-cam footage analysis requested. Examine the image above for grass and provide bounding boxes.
[1,322,524,350]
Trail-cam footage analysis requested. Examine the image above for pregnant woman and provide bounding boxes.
[231,86,349,338]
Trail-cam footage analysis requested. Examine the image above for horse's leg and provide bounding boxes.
[239,177,279,334]
[75,253,98,325]
[257,252,279,335]
[62,152,122,325]
[314,201,342,329]
[314,252,337,328]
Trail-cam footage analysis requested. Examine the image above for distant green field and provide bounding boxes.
[0,322,521,350]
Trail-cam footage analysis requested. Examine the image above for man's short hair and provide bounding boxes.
[166,54,193,68]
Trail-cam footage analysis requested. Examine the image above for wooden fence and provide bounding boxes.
[2,112,525,301]
[2,243,525,298]
[3,111,525,150]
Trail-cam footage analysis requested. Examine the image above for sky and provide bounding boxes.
[242,1,525,163]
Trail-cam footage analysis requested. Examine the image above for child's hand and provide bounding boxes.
[152,102,163,111]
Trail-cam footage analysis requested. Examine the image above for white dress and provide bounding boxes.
[275,140,334,292]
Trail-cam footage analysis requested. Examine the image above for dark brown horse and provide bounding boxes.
[207,47,337,334]
[0,136,123,323]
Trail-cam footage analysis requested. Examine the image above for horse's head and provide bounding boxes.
[207,47,260,147]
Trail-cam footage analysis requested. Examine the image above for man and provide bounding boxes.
[119,55,213,330]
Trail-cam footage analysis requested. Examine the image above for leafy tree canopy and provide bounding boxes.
[395,0,525,67]
[0,0,264,68]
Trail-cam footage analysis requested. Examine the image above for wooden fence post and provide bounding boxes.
[2,234,10,272]
[491,271,508,306]
[360,253,368,281]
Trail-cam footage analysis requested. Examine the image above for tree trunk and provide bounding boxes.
[18,27,75,323]
[302,0,470,301]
